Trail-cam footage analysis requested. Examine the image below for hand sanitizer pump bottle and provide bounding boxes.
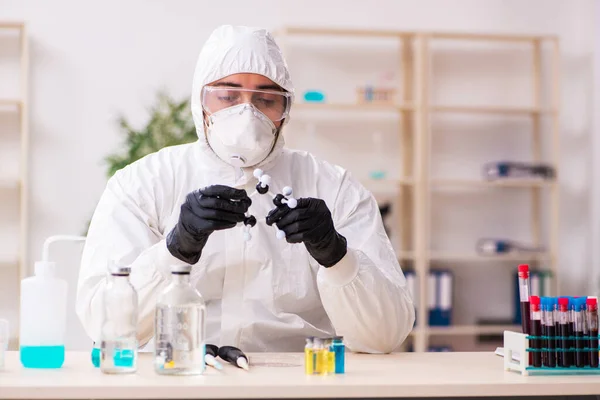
[19,235,86,368]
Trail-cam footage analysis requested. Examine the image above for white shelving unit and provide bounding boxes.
[0,21,29,281]
[277,27,560,352]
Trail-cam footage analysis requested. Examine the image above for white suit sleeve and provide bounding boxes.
[76,165,186,346]
[316,173,415,354]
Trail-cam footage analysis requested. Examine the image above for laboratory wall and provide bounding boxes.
[0,0,597,350]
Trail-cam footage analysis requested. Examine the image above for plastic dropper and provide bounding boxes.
[218,346,249,370]
[205,344,223,370]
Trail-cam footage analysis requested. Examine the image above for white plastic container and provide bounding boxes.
[19,235,86,369]
[19,261,68,368]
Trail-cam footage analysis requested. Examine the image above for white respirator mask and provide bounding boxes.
[205,103,278,168]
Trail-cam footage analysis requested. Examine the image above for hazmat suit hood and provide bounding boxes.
[191,25,295,170]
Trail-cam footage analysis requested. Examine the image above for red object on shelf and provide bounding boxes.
[518,264,529,278]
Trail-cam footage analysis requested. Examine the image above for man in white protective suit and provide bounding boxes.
[76,25,415,353]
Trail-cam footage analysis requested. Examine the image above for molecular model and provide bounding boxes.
[241,168,297,242]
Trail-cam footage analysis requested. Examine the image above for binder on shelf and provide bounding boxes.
[541,270,552,297]
[438,271,453,326]
[427,271,437,326]
[405,270,418,326]
[429,269,454,327]
[428,346,452,352]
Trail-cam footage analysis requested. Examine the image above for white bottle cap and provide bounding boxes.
[34,261,57,277]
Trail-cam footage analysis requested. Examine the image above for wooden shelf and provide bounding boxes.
[430,32,556,43]
[425,324,521,336]
[0,22,24,30]
[278,27,557,43]
[278,26,415,39]
[430,179,555,188]
[294,103,414,112]
[363,178,414,187]
[293,103,555,115]
[0,257,18,267]
[430,105,555,115]
[0,180,20,189]
[0,99,22,110]
[397,251,415,260]
[429,252,551,262]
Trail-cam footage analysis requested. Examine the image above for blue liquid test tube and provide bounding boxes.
[331,336,345,374]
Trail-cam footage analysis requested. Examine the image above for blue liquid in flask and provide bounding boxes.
[91,345,100,367]
[20,345,65,368]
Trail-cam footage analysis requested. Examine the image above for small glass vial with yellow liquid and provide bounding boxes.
[304,337,315,375]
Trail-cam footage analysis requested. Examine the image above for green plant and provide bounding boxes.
[104,91,197,178]
[85,91,197,234]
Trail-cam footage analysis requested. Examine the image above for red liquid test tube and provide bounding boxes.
[586,297,599,368]
[558,297,570,367]
[518,264,531,334]
[529,296,542,367]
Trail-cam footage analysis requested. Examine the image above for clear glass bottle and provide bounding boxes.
[100,265,138,374]
[154,265,206,375]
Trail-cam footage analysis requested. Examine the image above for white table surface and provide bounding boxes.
[1,351,600,399]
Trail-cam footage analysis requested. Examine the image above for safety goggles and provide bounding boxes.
[201,86,292,122]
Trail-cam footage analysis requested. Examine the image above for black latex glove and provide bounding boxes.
[167,185,251,264]
[266,198,347,268]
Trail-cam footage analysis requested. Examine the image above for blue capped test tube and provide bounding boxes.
[568,297,576,367]
[553,297,562,367]
[574,297,586,367]
[330,336,345,374]
[542,297,556,367]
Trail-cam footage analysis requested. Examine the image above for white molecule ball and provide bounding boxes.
[282,186,293,196]
[253,168,263,179]
[243,231,252,241]
[260,174,272,185]
[286,198,298,209]
[276,229,286,240]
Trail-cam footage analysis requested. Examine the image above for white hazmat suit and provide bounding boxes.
[77,25,415,353]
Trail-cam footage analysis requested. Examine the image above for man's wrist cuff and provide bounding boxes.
[318,248,359,286]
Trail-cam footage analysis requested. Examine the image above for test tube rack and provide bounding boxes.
[504,331,600,376]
